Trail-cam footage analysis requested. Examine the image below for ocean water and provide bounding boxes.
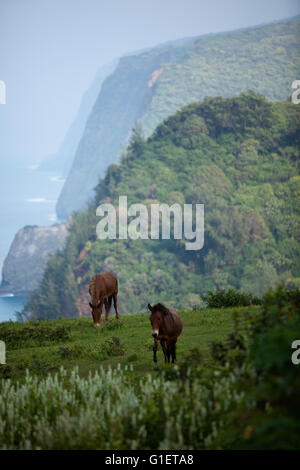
[0,295,27,322]
[0,160,65,322]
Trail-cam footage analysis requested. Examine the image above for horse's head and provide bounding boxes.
[89,301,102,327]
[148,303,169,338]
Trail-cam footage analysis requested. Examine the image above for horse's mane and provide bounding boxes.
[89,276,96,299]
[152,303,174,329]
[152,303,170,315]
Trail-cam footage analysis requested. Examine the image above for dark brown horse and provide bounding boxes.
[148,303,183,363]
[89,272,119,327]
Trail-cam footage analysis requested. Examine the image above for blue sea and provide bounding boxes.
[0,160,65,322]
[0,295,27,322]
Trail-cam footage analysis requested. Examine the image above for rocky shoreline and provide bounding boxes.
[0,223,69,296]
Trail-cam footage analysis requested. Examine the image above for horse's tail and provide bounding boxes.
[107,295,113,312]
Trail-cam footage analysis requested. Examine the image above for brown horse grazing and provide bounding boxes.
[148,303,183,363]
[89,272,119,327]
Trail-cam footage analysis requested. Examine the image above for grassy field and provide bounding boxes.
[1,296,299,450]
[2,306,257,380]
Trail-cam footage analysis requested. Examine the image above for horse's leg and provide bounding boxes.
[104,299,109,322]
[113,293,119,320]
[95,299,103,327]
[153,338,159,363]
[166,341,172,363]
[161,339,168,363]
[171,341,177,364]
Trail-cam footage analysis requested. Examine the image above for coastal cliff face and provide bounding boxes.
[56,18,300,220]
[39,60,117,177]
[56,37,193,220]
[0,224,68,295]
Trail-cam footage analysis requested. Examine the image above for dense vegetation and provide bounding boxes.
[201,289,261,308]
[57,17,300,218]
[23,92,300,320]
[140,18,300,134]
[1,286,299,449]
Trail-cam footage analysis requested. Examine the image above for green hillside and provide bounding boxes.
[23,92,300,320]
[2,307,242,380]
[57,17,300,219]
[1,286,299,449]
[140,18,300,133]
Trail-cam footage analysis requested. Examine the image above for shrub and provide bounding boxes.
[0,365,11,379]
[212,284,300,449]
[247,285,300,413]
[58,337,124,361]
[100,318,123,332]
[201,289,261,308]
[59,345,84,359]
[210,332,247,367]
[247,285,300,337]
[127,353,138,362]
[102,336,125,357]
[0,323,71,349]
[0,364,248,450]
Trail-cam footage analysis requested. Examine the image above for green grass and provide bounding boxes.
[3,306,258,380]
[1,288,298,450]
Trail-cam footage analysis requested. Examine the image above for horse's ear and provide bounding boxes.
[148,303,153,312]
[89,302,93,309]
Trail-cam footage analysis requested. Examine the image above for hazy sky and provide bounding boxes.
[0,0,299,163]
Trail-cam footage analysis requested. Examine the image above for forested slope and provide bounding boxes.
[57,17,300,219]
[23,92,300,320]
